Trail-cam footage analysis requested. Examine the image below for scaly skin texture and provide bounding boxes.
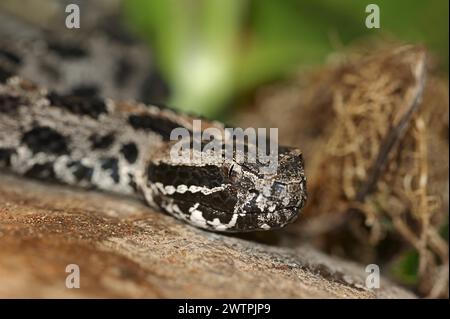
[0,75,307,232]
[0,11,306,232]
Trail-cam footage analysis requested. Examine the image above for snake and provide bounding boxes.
[0,12,307,233]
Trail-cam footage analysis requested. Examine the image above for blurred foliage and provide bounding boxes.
[391,220,449,289]
[390,219,449,288]
[124,0,448,117]
[390,250,419,286]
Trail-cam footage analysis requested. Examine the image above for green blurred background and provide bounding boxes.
[124,0,449,118]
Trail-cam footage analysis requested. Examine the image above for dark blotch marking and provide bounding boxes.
[89,133,115,149]
[200,204,236,223]
[120,142,138,164]
[47,91,107,119]
[139,71,170,104]
[0,148,15,167]
[0,94,24,114]
[148,163,226,189]
[172,190,237,216]
[234,213,259,231]
[25,162,57,180]
[115,57,134,87]
[21,126,69,155]
[70,85,100,97]
[128,114,184,141]
[128,173,138,191]
[100,157,120,183]
[47,41,87,58]
[68,161,93,182]
[0,48,22,65]
[0,65,13,83]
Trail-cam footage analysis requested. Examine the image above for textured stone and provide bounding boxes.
[0,173,415,298]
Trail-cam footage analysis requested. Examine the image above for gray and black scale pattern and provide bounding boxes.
[0,11,169,104]
[0,80,149,195]
[0,12,307,232]
[0,75,307,232]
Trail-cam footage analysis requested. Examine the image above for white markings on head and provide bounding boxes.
[154,182,225,195]
[189,203,207,228]
[213,213,238,231]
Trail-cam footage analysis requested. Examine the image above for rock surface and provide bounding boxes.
[0,173,415,298]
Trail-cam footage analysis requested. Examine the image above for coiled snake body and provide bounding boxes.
[0,15,307,232]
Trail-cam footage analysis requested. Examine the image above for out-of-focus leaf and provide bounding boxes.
[390,249,419,286]
[124,0,448,117]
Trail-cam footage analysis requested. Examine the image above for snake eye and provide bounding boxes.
[272,181,287,195]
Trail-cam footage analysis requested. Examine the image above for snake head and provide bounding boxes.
[225,146,307,231]
[144,143,307,232]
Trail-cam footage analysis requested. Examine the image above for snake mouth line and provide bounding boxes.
[160,192,302,216]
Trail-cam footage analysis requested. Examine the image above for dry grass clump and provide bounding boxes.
[237,44,449,297]
[315,46,447,297]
